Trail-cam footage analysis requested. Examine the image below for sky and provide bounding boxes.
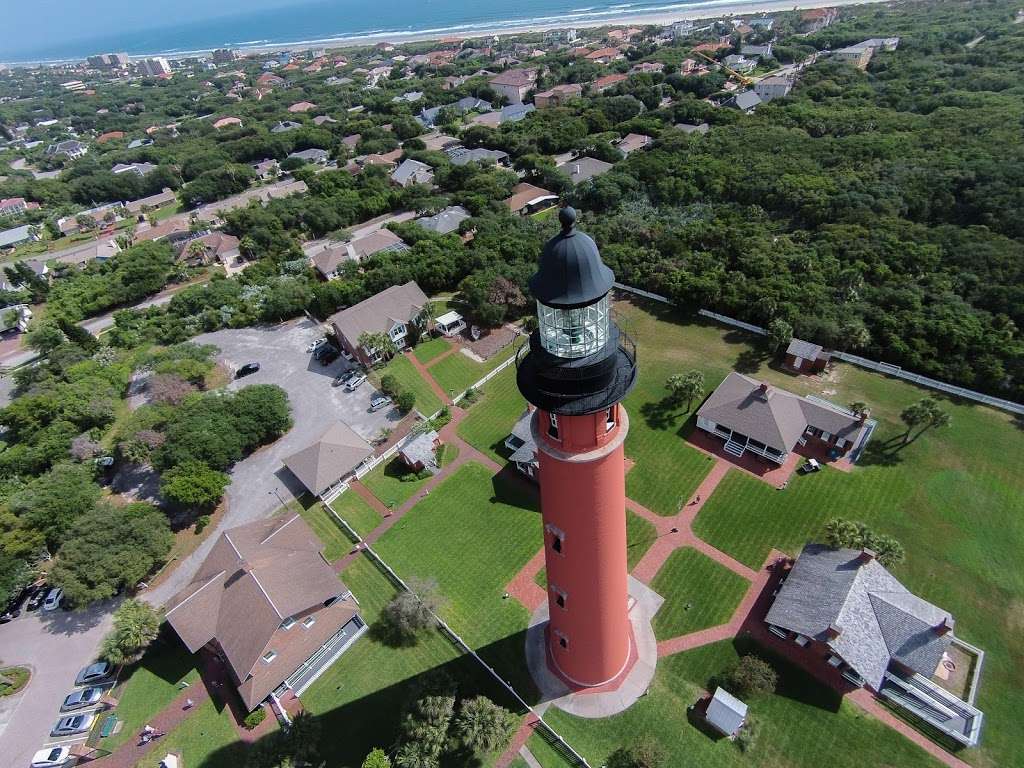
[1,0,298,60]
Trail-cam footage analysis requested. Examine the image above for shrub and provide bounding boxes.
[726,656,777,696]
[607,736,666,768]
[194,514,211,534]
[379,578,446,645]
[362,748,392,768]
[396,391,416,413]
[380,374,400,396]
[735,716,758,753]
[244,707,267,729]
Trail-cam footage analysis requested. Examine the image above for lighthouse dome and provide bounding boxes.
[529,207,614,309]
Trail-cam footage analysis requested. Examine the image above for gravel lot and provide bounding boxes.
[146,317,402,605]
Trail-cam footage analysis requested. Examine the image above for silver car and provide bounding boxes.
[62,685,103,711]
[51,712,95,737]
[74,661,112,686]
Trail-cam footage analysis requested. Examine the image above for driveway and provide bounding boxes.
[145,317,402,606]
[0,602,116,768]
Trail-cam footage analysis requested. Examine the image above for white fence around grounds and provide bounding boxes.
[612,283,1024,416]
[321,492,591,766]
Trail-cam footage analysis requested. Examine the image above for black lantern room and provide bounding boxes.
[516,207,637,416]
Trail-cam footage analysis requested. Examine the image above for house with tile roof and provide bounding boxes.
[696,372,873,464]
[488,68,538,104]
[164,514,366,710]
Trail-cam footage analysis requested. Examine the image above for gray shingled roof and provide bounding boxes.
[706,687,747,736]
[697,372,864,453]
[414,205,471,235]
[507,409,537,464]
[391,158,434,186]
[557,156,614,185]
[765,544,954,689]
[786,337,824,360]
[726,90,762,111]
[445,147,509,166]
[400,430,440,473]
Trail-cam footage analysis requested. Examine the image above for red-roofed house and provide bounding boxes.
[96,131,125,143]
[213,117,243,130]
[585,47,624,64]
[593,73,628,93]
[489,68,538,105]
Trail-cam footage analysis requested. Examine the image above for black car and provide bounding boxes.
[312,343,334,360]
[0,585,34,622]
[235,362,260,378]
[26,586,45,611]
[319,347,340,365]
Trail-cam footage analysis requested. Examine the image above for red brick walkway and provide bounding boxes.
[330,408,507,573]
[97,683,210,768]
[504,547,546,612]
[406,349,452,406]
[496,713,540,768]
[849,690,973,768]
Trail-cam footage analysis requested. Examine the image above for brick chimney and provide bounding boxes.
[935,616,955,636]
[857,548,876,565]
[859,408,870,423]
[825,623,842,640]
[757,382,771,400]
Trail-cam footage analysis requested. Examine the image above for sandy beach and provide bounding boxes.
[137,0,883,62]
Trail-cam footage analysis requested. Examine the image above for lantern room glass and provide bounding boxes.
[537,295,609,358]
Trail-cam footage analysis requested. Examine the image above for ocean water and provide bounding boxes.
[2,0,751,64]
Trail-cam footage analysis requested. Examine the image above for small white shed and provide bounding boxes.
[705,687,748,738]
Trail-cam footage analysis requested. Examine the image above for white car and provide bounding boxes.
[306,337,327,353]
[42,587,63,612]
[344,373,366,391]
[31,746,71,767]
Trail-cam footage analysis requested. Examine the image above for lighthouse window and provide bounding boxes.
[552,535,563,553]
[548,412,560,440]
[605,406,615,432]
[552,586,567,610]
[556,631,569,649]
[536,295,609,358]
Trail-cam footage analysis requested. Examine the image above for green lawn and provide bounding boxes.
[374,462,543,698]
[626,509,658,571]
[302,554,517,767]
[650,548,750,641]
[99,637,201,751]
[138,697,247,768]
[413,337,452,364]
[456,365,527,464]
[525,732,577,768]
[151,202,183,221]
[299,500,355,561]
[375,353,443,416]
[429,343,519,398]
[543,638,942,768]
[330,489,384,540]
[614,296,1024,767]
[360,456,431,509]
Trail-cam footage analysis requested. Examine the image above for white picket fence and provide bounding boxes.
[321,494,591,767]
[613,283,1024,416]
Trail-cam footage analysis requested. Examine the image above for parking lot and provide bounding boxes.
[146,317,402,606]
[0,601,116,767]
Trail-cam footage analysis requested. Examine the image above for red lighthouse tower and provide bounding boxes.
[517,208,638,688]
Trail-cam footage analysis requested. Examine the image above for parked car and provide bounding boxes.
[26,586,46,611]
[370,395,392,412]
[319,347,340,366]
[345,373,367,391]
[31,746,71,767]
[235,362,260,378]
[312,342,334,360]
[50,713,95,737]
[61,686,104,711]
[74,661,112,686]
[42,586,64,612]
[332,370,356,388]
[306,337,327,353]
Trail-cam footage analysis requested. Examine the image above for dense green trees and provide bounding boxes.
[99,599,162,665]
[49,501,173,606]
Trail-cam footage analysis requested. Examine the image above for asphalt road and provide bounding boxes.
[0,602,117,768]
[145,317,402,606]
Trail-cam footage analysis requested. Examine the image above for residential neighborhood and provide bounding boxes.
[0,2,1020,768]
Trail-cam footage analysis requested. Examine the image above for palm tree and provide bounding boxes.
[680,370,705,411]
[454,697,516,756]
